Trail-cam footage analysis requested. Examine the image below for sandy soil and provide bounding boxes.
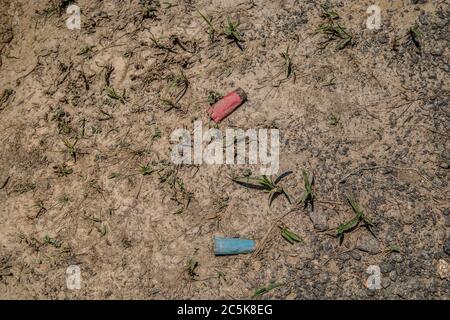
[0,0,449,299]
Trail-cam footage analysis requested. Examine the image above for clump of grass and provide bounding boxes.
[43,235,61,248]
[62,138,78,162]
[299,170,315,209]
[78,118,86,138]
[198,10,216,42]
[169,73,188,88]
[280,45,294,80]
[18,232,41,251]
[53,163,73,177]
[161,72,189,111]
[320,5,339,20]
[279,225,303,245]
[329,114,339,126]
[217,270,227,282]
[148,31,176,52]
[13,182,36,194]
[59,194,70,204]
[0,176,9,190]
[40,6,57,17]
[152,127,162,140]
[198,13,243,48]
[83,213,106,236]
[317,24,353,50]
[323,77,336,87]
[231,171,292,207]
[32,201,47,219]
[336,196,374,243]
[96,224,107,237]
[104,63,114,86]
[224,17,242,43]
[139,163,154,176]
[187,258,199,279]
[174,177,193,208]
[108,172,120,179]
[155,161,193,209]
[123,50,133,58]
[168,72,188,100]
[213,196,229,212]
[173,208,184,215]
[207,90,223,105]
[105,86,125,103]
[252,282,282,299]
[170,35,197,54]
[51,107,71,135]
[210,196,229,227]
[78,45,94,56]
[83,214,102,224]
[408,27,423,53]
[386,244,401,254]
[97,108,113,121]
[141,2,159,20]
[160,98,179,112]
[317,7,353,50]
[0,89,14,111]
[268,43,298,87]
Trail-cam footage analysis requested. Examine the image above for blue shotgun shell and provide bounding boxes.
[214,236,256,255]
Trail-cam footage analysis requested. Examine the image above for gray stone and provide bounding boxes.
[308,210,328,231]
[350,251,362,261]
[380,262,394,273]
[438,162,449,169]
[339,253,351,262]
[365,288,375,296]
[382,278,391,289]
[418,12,428,25]
[445,216,450,227]
[357,233,380,255]
[389,271,397,282]
[392,253,404,263]
[444,237,450,256]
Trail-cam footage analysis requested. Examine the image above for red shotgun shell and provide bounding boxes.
[208,88,247,123]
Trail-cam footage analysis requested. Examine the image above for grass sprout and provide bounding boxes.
[139,163,154,176]
[105,86,125,102]
[409,27,423,52]
[224,16,242,47]
[187,258,199,279]
[198,10,216,41]
[62,138,79,162]
[279,225,303,245]
[43,235,61,248]
[336,196,375,242]
[299,170,315,209]
[320,5,339,20]
[231,171,292,207]
[252,282,282,299]
[317,8,353,50]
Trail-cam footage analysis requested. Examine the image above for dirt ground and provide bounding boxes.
[0,0,449,299]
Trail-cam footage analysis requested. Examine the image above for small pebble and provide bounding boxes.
[443,237,450,256]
